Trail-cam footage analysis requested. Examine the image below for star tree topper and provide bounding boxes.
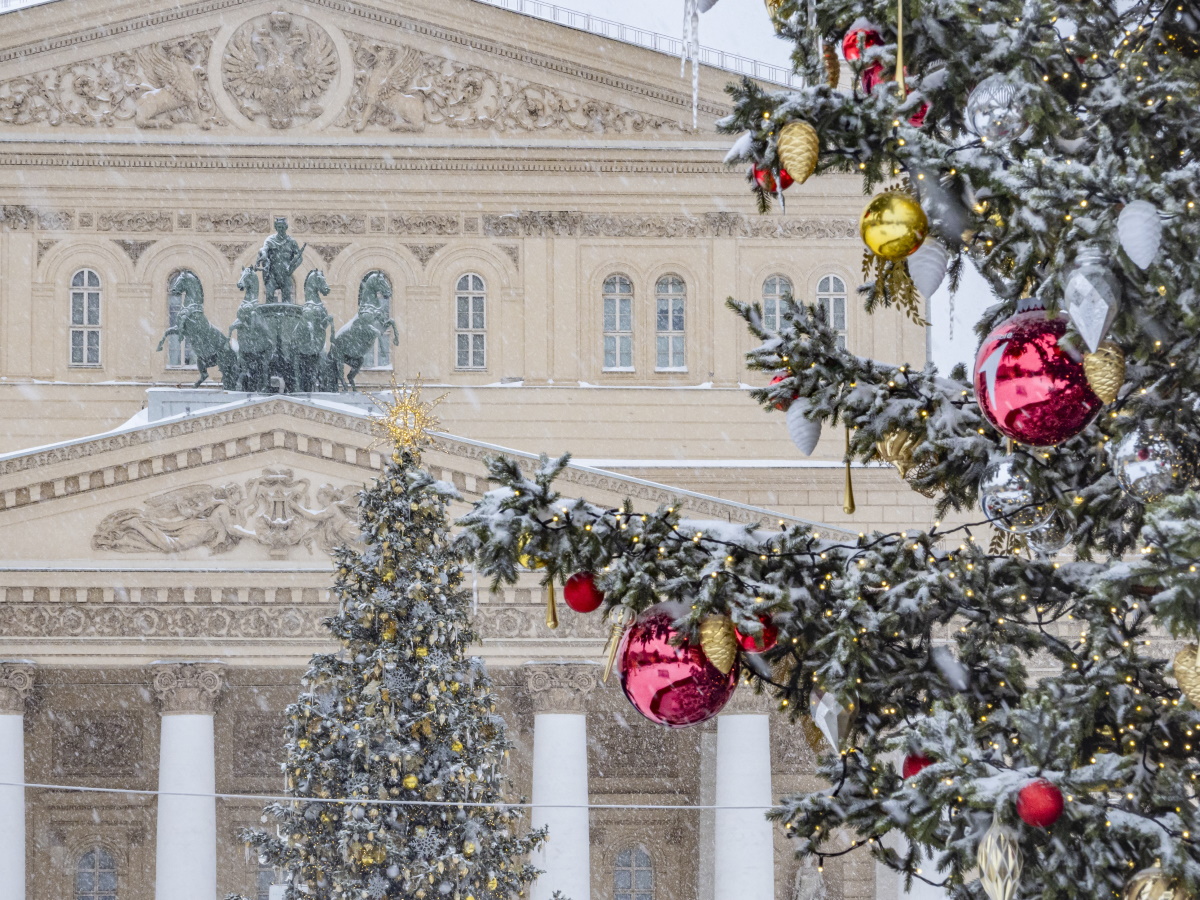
[369,376,447,454]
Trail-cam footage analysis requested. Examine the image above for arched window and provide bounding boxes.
[70,269,102,367]
[762,274,792,333]
[75,847,117,900]
[614,845,654,900]
[455,273,486,370]
[603,274,634,371]
[816,274,848,349]
[654,275,686,371]
[361,271,393,369]
[166,269,197,368]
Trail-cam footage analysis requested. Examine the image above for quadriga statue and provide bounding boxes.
[329,270,398,391]
[157,270,238,387]
[229,265,273,392]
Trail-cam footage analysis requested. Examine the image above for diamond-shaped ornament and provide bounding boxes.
[1064,247,1120,352]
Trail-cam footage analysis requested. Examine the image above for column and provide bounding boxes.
[0,662,34,900]
[151,662,224,900]
[524,663,599,900]
[715,710,774,900]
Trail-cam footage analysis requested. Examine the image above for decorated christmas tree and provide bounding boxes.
[239,384,544,900]
[461,3,1200,898]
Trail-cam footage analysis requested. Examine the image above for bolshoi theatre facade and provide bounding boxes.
[0,1,940,899]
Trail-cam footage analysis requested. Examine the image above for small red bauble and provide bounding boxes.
[842,27,883,62]
[753,166,794,193]
[902,754,933,778]
[974,311,1102,446]
[1016,778,1064,828]
[618,602,738,728]
[734,616,779,653]
[563,572,605,613]
[769,374,797,411]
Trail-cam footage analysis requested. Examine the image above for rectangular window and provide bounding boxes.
[818,296,848,349]
[70,283,101,367]
[455,291,486,369]
[655,296,685,370]
[603,296,633,370]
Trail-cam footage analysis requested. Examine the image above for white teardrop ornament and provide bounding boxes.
[1117,199,1162,269]
[786,400,822,456]
[906,239,949,298]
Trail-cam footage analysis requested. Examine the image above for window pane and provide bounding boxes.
[98,871,117,890]
[819,276,831,292]
[615,870,632,890]
[636,894,652,900]
[833,298,846,330]
[87,331,100,364]
[604,336,616,368]
[671,298,684,331]
[618,298,631,331]
[634,847,651,867]
[471,300,485,330]
[617,895,631,900]
[671,335,684,368]
[656,299,668,331]
[619,335,632,368]
[456,296,469,329]
[635,869,652,889]
[656,335,668,368]
[72,293,84,325]
[72,271,85,288]
[77,871,95,891]
[472,334,485,368]
[87,270,100,288]
[71,331,83,364]
[457,275,471,291]
[472,274,484,292]
[616,849,631,867]
[457,333,469,368]
[830,275,845,292]
[87,293,100,324]
[604,298,616,332]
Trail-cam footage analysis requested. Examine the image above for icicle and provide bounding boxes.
[681,0,700,130]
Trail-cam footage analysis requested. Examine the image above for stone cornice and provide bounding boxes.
[522,662,601,713]
[150,661,225,714]
[0,662,35,714]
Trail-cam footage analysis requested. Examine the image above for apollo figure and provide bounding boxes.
[257,216,305,303]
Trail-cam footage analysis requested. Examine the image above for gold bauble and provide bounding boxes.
[403,774,419,790]
[463,841,476,857]
[699,615,739,675]
[1083,341,1125,404]
[415,646,428,658]
[1174,644,1200,707]
[876,430,921,479]
[382,622,397,641]
[777,121,819,185]
[860,192,929,261]
[487,877,499,890]
[1125,868,1189,900]
[451,740,463,753]
[516,533,546,570]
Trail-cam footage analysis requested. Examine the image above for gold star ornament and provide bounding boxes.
[370,376,447,453]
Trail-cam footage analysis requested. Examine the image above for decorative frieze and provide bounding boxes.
[390,214,460,235]
[0,604,325,640]
[98,212,172,233]
[150,662,225,715]
[483,210,859,240]
[0,662,35,714]
[523,663,601,714]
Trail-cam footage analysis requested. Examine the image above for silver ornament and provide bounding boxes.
[1118,200,1163,270]
[979,458,1052,533]
[906,238,949,298]
[978,822,1022,900]
[965,75,1027,142]
[786,399,822,456]
[810,690,851,751]
[1027,512,1071,557]
[1110,429,1194,502]
[1064,245,1121,352]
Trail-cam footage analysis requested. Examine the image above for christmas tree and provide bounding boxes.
[461,3,1200,898]
[239,384,544,900]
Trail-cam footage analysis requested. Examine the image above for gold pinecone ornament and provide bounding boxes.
[1173,644,1200,706]
[1083,340,1125,403]
[1125,868,1192,900]
[777,121,819,185]
[699,615,739,674]
[822,42,840,88]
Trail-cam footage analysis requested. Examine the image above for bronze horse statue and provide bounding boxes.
[329,270,398,390]
[157,270,237,387]
[228,266,273,391]
[295,269,333,392]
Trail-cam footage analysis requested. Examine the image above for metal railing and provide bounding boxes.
[470,0,800,86]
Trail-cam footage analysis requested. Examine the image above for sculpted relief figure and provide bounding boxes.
[0,32,222,128]
[257,217,306,302]
[222,12,338,129]
[345,42,426,133]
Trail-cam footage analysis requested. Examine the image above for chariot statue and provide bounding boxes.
[157,217,399,393]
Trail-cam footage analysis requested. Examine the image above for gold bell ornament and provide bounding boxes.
[1082,341,1125,404]
[699,615,739,675]
[777,121,819,185]
[860,192,929,261]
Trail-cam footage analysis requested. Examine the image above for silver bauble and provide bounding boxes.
[1110,429,1194,502]
[979,458,1052,533]
[1027,512,1071,557]
[965,74,1027,142]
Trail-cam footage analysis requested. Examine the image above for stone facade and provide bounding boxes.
[0,0,943,899]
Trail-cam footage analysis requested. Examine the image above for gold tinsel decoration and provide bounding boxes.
[1125,868,1190,900]
[699,615,739,674]
[1173,644,1200,706]
[777,121,819,184]
[370,375,447,454]
[823,42,840,88]
[877,431,921,479]
[1083,341,1125,404]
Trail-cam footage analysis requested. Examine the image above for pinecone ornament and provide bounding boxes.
[1082,341,1125,404]
[777,121,819,184]
[699,615,739,675]
[1174,644,1200,706]
[823,42,840,88]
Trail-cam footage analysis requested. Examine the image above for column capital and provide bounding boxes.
[522,662,600,714]
[0,662,35,714]
[150,662,225,715]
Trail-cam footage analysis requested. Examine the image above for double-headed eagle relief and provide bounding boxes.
[221,12,338,129]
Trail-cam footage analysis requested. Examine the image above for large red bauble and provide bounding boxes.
[902,754,933,778]
[618,602,738,728]
[754,166,794,193]
[734,616,779,653]
[563,572,604,613]
[861,62,886,94]
[1015,778,1064,828]
[842,27,883,61]
[973,311,1102,447]
[769,374,797,411]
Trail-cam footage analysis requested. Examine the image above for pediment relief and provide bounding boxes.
[0,6,687,134]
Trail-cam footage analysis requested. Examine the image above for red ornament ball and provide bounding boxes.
[973,310,1102,447]
[769,374,798,411]
[618,602,738,728]
[901,754,933,778]
[842,27,883,62]
[1016,778,1064,828]
[734,616,779,653]
[563,572,605,613]
[754,166,794,193]
[861,62,886,94]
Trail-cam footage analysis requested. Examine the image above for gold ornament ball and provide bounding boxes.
[1125,868,1189,900]
[516,533,547,570]
[487,877,499,890]
[860,192,929,261]
[463,841,476,857]
[403,774,419,790]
